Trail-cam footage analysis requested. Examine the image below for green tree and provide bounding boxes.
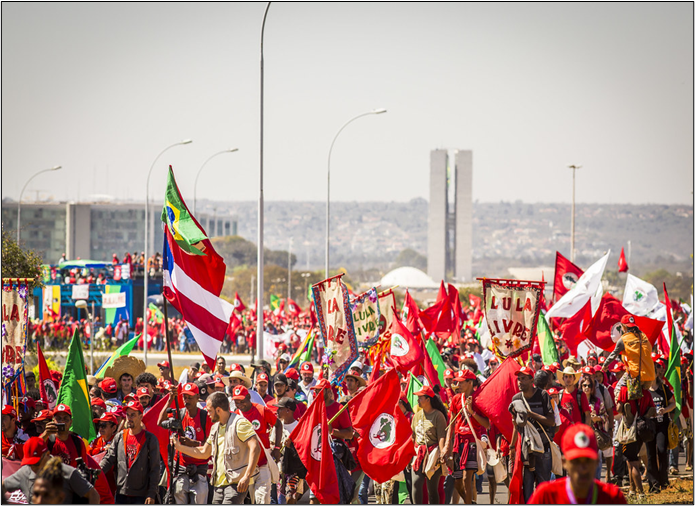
[393,248,427,271]
[1,228,44,290]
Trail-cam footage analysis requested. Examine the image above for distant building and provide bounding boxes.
[2,201,236,264]
[427,149,473,282]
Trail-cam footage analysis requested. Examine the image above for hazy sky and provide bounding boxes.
[2,2,693,206]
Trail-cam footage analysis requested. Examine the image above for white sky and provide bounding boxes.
[2,2,693,205]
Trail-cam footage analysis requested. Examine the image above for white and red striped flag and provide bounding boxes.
[161,166,234,369]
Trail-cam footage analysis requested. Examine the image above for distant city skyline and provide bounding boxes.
[2,3,693,206]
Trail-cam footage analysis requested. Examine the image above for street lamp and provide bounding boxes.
[17,165,62,242]
[75,300,94,373]
[193,148,239,214]
[326,108,387,278]
[567,164,582,262]
[144,139,192,365]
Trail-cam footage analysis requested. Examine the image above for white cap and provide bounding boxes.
[351,360,363,371]
[280,353,291,362]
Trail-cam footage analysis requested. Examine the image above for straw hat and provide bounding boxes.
[345,371,367,388]
[562,356,582,370]
[104,356,146,384]
[557,366,581,385]
[228,370,252,388]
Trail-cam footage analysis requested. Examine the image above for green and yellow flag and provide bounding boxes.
[56,331,97,440]
[425,338,447,386]
[161,166,207,255]
[664,284,682,418]
[270,294,281,311]
[406,372,424,414]
[94,334,141,379]
[537,314,559,365]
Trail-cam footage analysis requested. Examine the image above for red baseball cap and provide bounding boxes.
[91,397,106,409]
[2,405,17,418]
[547,388,559,396]
[157,360,171,369]
[214,381,225,388]
[229,363,245,373]
[124,393,137,403]
[93,413,118,425]
[598,356,606,365]
[454,369,477,382]
[136,387,151,398]
[32,410,52,422]
[514,366,534,377]
[182,383,199,396]
[620,315,637,326]
[125,400,144,414]
[285,368,300,381]
[444,369,454,379]
[592,365,603,374]
[99,377,117,394]
[581,366,594,376]
[610,362,625,372]
[21,437,48,466]
[54,404,72,417]
[562,423,598,461]
[300,362,314,373]
[19,397,36,409]
[311,378,331,391]
[414,386,435,398]
[231,385,249,400]
[256,372,269,384]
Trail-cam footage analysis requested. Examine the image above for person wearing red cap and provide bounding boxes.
[444,368,490,504]
[2,437,99,504]
[253,372,275,403]
[601,314,656,387]
[100,400,161,504]
[157,382,212,504]
[411,385,448,504]
[2,405,27,461]
[298,361,317,402]
[510,366,555,502]
[232,385,282,504]
[89,413,119,455]
[527,424,626,504]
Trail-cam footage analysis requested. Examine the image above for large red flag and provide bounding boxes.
[583,294,664,352]
[508,436,525,504]
[233,292,246,312]
[142,387,184,484]
[553,251,584,303]
[289,386,339,504]
[472,354,521,442]
[347,369,416,483]
[448,284,465,344]
[557,300,593,355]
[401,290,422,335]
[618,248,629,273]
[419,282,455,335]
[286,298,301,318]
[37,343,57,410]
[389,316,425,372]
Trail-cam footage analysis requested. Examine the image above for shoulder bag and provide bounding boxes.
[663,385,680,449]
[521,393,563,476]
[462,400,488,476]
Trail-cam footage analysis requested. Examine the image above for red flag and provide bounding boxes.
[37,343,57,410]
[347,370,416,483]
[553,251,584,303]
[618,248,629,273]
[583,294,664,352]
[662,284,675,357]
[389,316,425,372]
[142,387,184,484]
[419,283,454,335]
[419,336,443,390]
[233,292,246,312]
[288,386,339,504]
[286,298,301,318]
[468,293,481,310]
[401,290,422,335]
[472,354,521,442]
[557,300,592,355]
[508,436,525,504]
[227,312,242,339]
[448,284,465,344]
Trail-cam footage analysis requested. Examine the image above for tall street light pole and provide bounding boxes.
[193,148,239,215]
[17,166,62,242]
[326,108,387,279]
[258,2,271,362]
[567,164,582,263]
[144,139,192,365]
[287,237,292,300]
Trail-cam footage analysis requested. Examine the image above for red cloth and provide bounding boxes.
[402,290,422,335]
[235,403,277,466]
[618,248,629,273]
[50,435,80,466]
[325,401,351,431]
[1,433,23,461]
[617,387,655,415]
[528,477,626,504]
[450,393,485,438]
[389,316,425,373]
[179,408,211,467]
[471,356,521,442]
[560,388,589,425]
[552,251,584,303]
[557,300,592,355]
[419,282,455,335]
[508,435,525,504]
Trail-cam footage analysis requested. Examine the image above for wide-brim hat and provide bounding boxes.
[557,366,582,384]
[562,356,582,369]
[345,372,367,388]
[104,355,146,385]
[228,370,252,388]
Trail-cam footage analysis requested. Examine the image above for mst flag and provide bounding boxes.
[553,251,584,302]
[472,353,521,442]
[56,332,96,441]
[401,289,422,335]
[348,369,416,483]
[622,274,660,316]
[37,343,57,410]
[289,386,339,504]
[162,168,233,369]
[547,251,609,319]
[233,292,246,312]
[162,166,208,255]
[389,316,425,372]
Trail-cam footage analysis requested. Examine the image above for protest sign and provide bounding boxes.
[351,287,380,348]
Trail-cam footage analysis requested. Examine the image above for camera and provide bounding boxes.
[75,457,101,485]
[55,422,66,432]
[161,408,183,433]
[185,464,199,483]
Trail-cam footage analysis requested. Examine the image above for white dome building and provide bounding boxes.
[379,266,440,289]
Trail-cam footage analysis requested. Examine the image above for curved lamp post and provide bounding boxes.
[193,148,239,215]
[17,165,62,242]
[326,108,386,278]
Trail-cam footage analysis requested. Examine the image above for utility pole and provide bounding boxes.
[567,164,582,262]
[288,238,293,300]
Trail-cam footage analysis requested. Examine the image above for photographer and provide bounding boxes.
[157,382,211,504]
[2,437,99,504]
[100,400,161,504]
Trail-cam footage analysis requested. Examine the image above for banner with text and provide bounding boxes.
[312,274,359,385]
[2,285,28,365]
[482,279,543,359]
[351,287,381,348]
[378,290,398,343]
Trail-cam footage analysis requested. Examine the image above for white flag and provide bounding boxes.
[622,274,660,316]
[547,251,610,319]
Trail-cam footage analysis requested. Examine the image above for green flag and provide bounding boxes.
[406,372,424,414]
[425,338,447,386]
[537,315,559,365]
[161,166,207,255]
[298,330,315,365]
[57,332,97,440]
[94,334,141,379]
[148,303,164,324]
[665,324,682,418]
[270,294,280,311]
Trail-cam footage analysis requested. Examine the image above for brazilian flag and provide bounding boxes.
[56,331,97,440]
[270,294,281,311]
[161,166,208,255]
[406,372,424,414]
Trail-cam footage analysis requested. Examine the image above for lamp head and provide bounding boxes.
[75,300,88,309]
[228,148,239,153]
[373,108,387,114]
[51,166,62,171]
[180,139,193,145]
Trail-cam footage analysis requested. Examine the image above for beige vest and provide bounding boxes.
[209,413,259,486]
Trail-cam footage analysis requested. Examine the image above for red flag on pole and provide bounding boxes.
[618,247,629,273]
[556,300,593,355]
[553,251,584,303]
[471,353,521,442]
[347,369,416,483]
[401,290,422,335]
[37,343,57,410]
[389,316,425,372]
[286,298,301,318]
[142,386,184,484]
[233,292,246,312]
[288,386,340,504]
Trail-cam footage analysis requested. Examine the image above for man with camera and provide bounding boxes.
[171,391,261,505]
[100,400,161,504]
[157,382,212,504]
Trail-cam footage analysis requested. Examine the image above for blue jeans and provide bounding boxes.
[358,474,370,504]
[523,448,552,503]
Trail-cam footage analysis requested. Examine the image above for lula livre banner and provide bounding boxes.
[378,290,398,343]
[312,274,359,384]
[2,285,28,365]
[351,287,381,348]
[482,279,543,359]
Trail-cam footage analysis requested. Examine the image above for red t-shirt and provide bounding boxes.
[560,388,589,425]
[179,408,211,467]
[235,403,277,466]
[88,435,114,456]
[528,477,626,504]
[1,432,24,460]
[450,393,484,437]
[51,435,83,466]
[125,430,146,468]
[326,401,352,432]
[617,387,655,415]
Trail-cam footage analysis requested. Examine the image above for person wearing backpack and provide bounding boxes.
[157,382,212,504]
[646,359,676,493]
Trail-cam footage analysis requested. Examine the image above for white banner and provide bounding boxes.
[71,284,90,300]
[102,292,126,309]
[2,287,26,364]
